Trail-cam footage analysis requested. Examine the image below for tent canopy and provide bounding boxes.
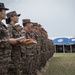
[69,38,75,44]
[53,38,69,45]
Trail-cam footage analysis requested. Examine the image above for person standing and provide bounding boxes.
[21,19,37,75]
[6,11,24,75]
[0,3,19,75]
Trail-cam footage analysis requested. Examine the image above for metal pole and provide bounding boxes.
[63,45,65,53]
[54,45,56,53]
[70,44,72,53]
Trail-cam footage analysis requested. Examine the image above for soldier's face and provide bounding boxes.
[30,28,33,32]
[11,16,19,23]
[27,23,32,30]
[0,9,6,19]
[14,16,19,23]
[36,26,39,30]
[33,26,38,30]
[38,26,41,30]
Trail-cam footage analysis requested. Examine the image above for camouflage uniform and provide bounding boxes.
[39,28,49,68]
[32,23,43,70]
[49,40,54,57]
[30,31,38,74]
[6,11,22,75]
[14,24,22,33]
[7,24,22,75]
[21,19,37,75]
[46,39,51,59]
[21,28,37,75]
[45,38,50,61]
[41,35,47,67]
[33,31,42,70]
[0,21,11,75]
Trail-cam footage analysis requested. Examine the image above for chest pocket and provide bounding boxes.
[0,27,11,48]
[0,28,9,39]
[12,30,21,38]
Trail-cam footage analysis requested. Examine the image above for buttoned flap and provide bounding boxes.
[12,30,21,38]
[0,28,9,39]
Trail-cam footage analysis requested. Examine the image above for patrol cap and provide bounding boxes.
[0,2,9,10]
[38,24,42,27]
[32,22,38,26]
[22,19,32,24]
[41,28,47,32]
[7,11,21,18]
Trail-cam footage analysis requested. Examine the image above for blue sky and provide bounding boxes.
[0,0,75,38]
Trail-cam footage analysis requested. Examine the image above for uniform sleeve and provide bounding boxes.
[7,26,13,38]
[21,30,26,39]
[0,27,5,39]
[0,26,10,48]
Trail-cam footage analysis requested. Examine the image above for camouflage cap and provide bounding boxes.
[38,24,42,27]
[41,28,47,33]
[41,28,44,30]
[22,19,32,24]
[7,11,21,18]
[0,2,9,10]
[32,22,38,26]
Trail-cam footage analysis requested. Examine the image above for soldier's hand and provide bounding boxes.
[9,38,17,45]
[19,39,30,43]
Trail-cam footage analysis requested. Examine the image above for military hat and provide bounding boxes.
[32,23,38,26]
[38,24,42,27]
[0,2,9,10]
[41,28,45,31]
[7,11,21,18]
[22,19,32,24]
[41,28,47,33]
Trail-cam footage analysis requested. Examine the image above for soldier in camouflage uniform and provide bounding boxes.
[32,24,47,68]
[37,27,47,68]
[32,23,42,70]
[41,28,54,59]
[6,11,23,75]
[0,3,20,75]
[32,23,54,69]
[21,19,37,75]
[48,39,54,57]
[41,28,50,61]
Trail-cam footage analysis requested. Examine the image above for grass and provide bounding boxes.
[45,53,75,75]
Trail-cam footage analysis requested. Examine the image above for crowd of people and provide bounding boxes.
[0,2,54,75]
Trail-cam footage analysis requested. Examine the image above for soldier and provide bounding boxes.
[21,19,37,75]
[32,24,47,68]
[6,11,27,75]
[41,28,54,59]
[48,39,54,57]
[37,27,47,68]
[0,3,21,75]
[41,28,50,61]
[32,23,42,71]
